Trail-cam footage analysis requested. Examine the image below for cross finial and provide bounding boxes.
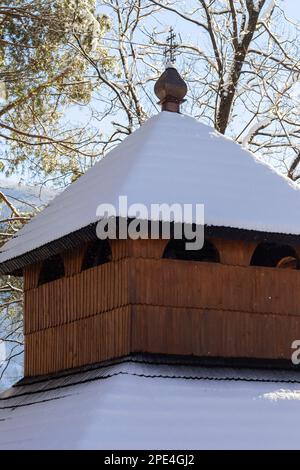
[164,27,177,65]
[154,27,187,113]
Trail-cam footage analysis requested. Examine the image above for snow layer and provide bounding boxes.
[1,111,300,264]
[1,364,300,450]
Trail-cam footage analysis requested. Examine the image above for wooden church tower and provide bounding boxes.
[1,65,300,377]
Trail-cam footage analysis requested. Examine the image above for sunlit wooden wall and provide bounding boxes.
[23,238,300,376]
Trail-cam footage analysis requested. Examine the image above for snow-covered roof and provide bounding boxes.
[1,355,300,450]
[1,111,300,268]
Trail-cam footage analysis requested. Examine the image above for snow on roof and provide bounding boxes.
[1,111,300,265]
[1,355,300,450]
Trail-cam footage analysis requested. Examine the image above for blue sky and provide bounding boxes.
[283,0,300,19]
[154,1,300,40]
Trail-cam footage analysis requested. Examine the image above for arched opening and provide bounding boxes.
[81,239,112,271]
[163,239,220,262]
[250,242,299,269]
[38,254,65,285]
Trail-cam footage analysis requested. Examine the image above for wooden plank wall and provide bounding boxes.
[23,239,165,376]
[24,259,130,334]
[23,238,300,376]
[130,257,300,360]
[131,258,300,316]
[131,305,300,359]
[25,307,131,376]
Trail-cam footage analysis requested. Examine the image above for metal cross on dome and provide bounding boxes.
[164,27,178,64]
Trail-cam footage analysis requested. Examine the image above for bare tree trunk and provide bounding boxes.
[216,0,266,133]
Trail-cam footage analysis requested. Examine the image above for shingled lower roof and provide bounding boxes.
[1,355,300,450]
[1,111,300,272]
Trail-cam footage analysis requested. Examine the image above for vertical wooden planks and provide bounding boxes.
[22,238,300,377]
[24,306,132,376]
[24,258,131,333]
